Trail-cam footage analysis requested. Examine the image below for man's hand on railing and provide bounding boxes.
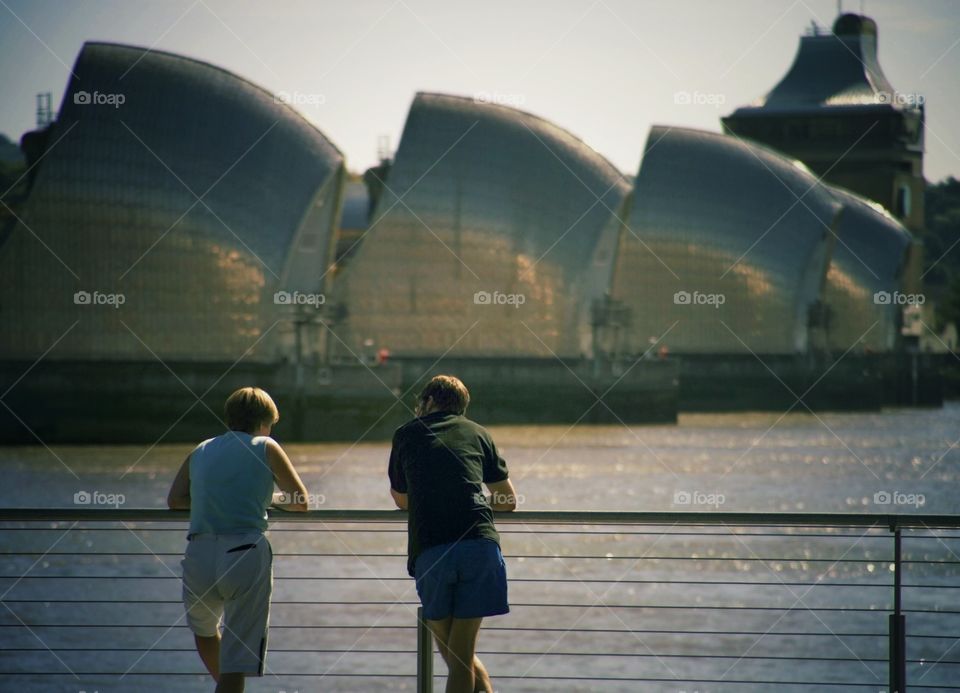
[390,487,408,510]
[487,479,519,512]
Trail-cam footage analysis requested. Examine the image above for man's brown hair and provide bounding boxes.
[224,387,279,433]
[418,375,470,415]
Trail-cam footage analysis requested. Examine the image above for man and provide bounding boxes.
[167,386,309,693]
[388,375,518,693]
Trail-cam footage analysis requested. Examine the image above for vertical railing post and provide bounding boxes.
[417,606,433,693]
[889,524,906,693]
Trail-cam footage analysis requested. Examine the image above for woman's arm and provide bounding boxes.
[268,439,309,511]
[167,454,191,509]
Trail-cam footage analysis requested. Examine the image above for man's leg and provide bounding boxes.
[215,672,244,693]
[427,616,489,693]
[471,656,493,693]
[427,617,492,693]
[195,634,220,682]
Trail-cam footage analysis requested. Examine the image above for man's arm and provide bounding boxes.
[387,429,408,510]
[486,478,518,511]
[390,487,408,510]
[267,439,309,512]
[167,454,191,510]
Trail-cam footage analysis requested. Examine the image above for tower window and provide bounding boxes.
[896,183,912,218]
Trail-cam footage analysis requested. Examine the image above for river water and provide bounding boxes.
[2,404,959,691]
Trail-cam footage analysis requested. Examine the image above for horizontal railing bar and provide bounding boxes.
[0,575,901,587]
[0,624,889,636]
[0,672,420,678]
[0,599,906,611]
[2,507,959,527]
[485,627,890,637]
[0,624,416,629]
[0,673,902,686]
[0,551,914,563]
[0,525,918,539]
[0,526,406,533]
[517,530,954,538]
[0,648,892,662]
[1,648,419,654]
[489,678,945,687]
[7,555,957,567]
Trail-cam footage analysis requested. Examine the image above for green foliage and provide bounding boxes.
[923,177,960,329]
[0,160,27,194]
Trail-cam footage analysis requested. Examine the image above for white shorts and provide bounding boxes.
[181,532,273,675]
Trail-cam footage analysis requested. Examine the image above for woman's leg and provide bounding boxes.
[194,633,220,681]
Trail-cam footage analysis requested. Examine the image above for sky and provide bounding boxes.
[1,0,959,182]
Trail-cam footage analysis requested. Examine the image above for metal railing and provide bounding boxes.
[2,509,960,692]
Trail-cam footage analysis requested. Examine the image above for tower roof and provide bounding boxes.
[729,13,918,115]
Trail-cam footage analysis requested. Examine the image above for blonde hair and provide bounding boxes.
[418,375,470,415]
[224,387,279,433]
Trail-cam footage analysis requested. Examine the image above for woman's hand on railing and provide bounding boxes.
[268,440,309,511]
[271,490,309,512]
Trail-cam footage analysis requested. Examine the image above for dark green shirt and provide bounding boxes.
[388,411,510,577]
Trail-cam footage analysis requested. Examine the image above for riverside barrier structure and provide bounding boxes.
[2,509,960,691]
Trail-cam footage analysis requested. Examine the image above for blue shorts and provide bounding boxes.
[415,538,509,621]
